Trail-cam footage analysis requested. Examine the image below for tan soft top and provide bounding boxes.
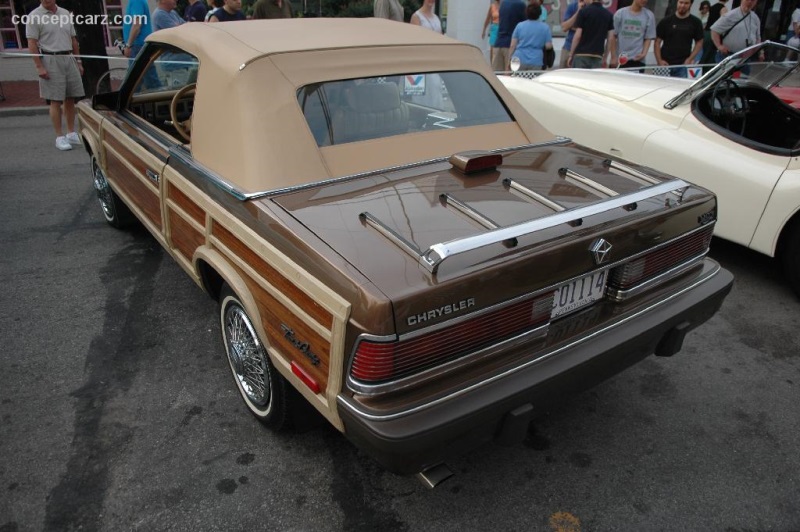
[148,18,459,65]
[146,19,552,194]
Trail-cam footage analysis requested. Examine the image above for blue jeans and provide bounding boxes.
[668,66,688,78]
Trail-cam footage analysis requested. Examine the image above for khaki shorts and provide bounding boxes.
[39,55,85,102]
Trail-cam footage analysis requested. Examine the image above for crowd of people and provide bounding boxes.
[484,0,778,75]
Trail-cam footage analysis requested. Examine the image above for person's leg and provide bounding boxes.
[559,47,570,69]
[64,98,76,134]
[491,47,507,71]
[49,100,64,136]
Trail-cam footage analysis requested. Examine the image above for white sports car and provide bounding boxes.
[501,42,800,295]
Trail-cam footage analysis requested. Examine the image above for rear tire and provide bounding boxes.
[780,219,800,298]
[219,284,290,430]
[91,156,135,229]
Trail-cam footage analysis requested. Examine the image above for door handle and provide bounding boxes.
[146,169,160,184]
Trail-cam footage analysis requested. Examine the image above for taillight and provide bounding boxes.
[351,294,553,384]
[609,226,713,291]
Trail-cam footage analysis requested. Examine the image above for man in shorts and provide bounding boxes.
[26,0,85,151]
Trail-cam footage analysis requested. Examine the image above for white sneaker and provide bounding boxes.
[55,136,72,151]
[66,131,82,145]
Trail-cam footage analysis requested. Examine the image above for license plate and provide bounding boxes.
[551,270,607,319]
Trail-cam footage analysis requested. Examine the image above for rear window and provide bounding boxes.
[297,71,513,146]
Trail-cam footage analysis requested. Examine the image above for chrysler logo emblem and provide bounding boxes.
[590,238,612,265]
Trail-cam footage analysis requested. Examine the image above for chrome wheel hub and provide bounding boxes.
[92,160,114,220]
[224,304,270,407]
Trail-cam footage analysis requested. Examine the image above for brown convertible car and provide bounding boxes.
[77,19,732,482]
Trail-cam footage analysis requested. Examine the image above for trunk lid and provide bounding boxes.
[269,142,715,335]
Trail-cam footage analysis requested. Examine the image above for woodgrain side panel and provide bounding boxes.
[104,147,163,230]
[169,209,205,263]
[106,114,170,161]
[212,222,334,330]
[105,134,159,191]
[81,112,101,135]
[237,267,331,391]
[168,183,205,226]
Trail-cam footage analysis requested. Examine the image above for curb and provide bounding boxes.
[0,106,50,117]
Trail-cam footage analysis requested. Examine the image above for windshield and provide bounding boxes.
[297,71,513,146]
[665,41,799,109]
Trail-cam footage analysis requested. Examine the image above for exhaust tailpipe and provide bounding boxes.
[416,463,454,489]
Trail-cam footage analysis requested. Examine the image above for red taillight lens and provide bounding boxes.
[351,294,553,384]
[609,226,713,290]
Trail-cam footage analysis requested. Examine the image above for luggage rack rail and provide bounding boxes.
[360,177,690,275]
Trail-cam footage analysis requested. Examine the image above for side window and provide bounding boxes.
[126,47,199,141]
[133,50,199,96]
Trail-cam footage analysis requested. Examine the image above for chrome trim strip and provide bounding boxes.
[170,139,570,202]
[440,193,500,229]
[503,178,566,212]
[607,251,708,301]
[114,112,172,162]
[168,146,250,200]
[338,260,722,422]
[359,212,421,259]
[603,159,660,186]
[559,167,618,198]
[347,322,550,396]
[420,179,690,274]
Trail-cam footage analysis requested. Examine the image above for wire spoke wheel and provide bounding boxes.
[89,156,134,228]
[219,284,289,429]
[224,304,270,407]
[92,158,116,222]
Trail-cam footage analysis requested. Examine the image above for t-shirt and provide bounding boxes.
[573,2,614,57]
[122,0,152,46]
[495,0,526,49]
[711,7,760,53]
[656,14,703,64]
[152,7,185,31]
[512,19,552,66]
[212,7,245,21]
[705,2,725,30]
[614,6,656,59]
[25,5,75,51]
[562,0,579,51]
[184,1,208,22]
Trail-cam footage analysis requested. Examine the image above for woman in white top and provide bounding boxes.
[410,0,442,33]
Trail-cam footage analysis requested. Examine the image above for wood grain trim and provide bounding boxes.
[168,182,205,226]
[212,222,334,330]
[237,270,331,392]
[169,209,205,263]
[105,133,158,191]
[105,147,163,230]
[81,112,101,135]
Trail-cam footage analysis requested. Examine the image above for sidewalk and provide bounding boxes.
[0,80,49,116]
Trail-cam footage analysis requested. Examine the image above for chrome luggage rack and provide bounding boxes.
[360,163,690,275]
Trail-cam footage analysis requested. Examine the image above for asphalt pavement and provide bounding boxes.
[1,114,799,531]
